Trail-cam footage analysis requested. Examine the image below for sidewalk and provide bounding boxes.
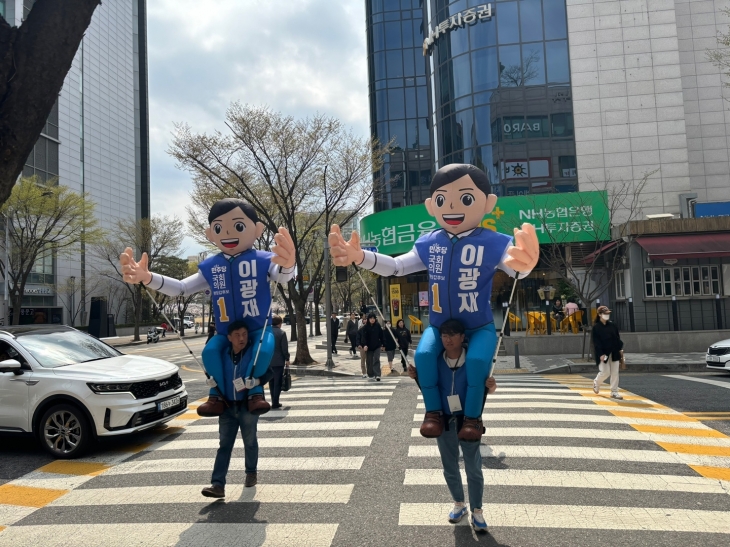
[103,332,208,347]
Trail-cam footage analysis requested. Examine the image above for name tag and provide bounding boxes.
[447,394,462,413]
[233,377,246,392]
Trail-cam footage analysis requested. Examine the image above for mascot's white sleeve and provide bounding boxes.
[497,241,532,280]
[146,272,208,297]
[357,249,425,277]
[145,263,296,297]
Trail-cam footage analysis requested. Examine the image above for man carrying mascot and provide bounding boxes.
[120,198,297,415]
[329,164,538,441]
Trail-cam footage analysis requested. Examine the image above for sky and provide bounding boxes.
[146,0,370,257]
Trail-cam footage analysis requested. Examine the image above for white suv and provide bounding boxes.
[707,338,730,371]
[0,325,188,459]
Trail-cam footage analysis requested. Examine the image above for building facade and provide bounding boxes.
[1,0,150,325]
[364,0,730,333]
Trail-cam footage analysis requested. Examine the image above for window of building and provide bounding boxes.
[0,1,6,21]
[545,40,570,83]
[551,113,574,138]
[558,155,576,177]
[497,1,520,44]
[28,249,54,285]
[615,270,626,299]
[644,266,722,297]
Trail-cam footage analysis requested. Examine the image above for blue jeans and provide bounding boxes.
[203,327,274,398]
[211,404,259,487]
[416,323,497,417]
[436,416,483,511]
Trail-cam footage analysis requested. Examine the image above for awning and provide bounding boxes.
[636,233,730,260]
[583,240,619,264]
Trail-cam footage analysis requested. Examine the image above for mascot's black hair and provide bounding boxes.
[429,164,491,196]
[208,198,259,224]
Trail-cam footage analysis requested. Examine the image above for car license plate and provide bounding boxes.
[708,356,721,363]
[158,396,181,411]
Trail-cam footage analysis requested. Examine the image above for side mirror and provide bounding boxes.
[0,359,23,374]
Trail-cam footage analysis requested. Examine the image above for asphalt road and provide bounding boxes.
[2,350,730,546]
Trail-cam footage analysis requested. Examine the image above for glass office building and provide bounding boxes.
[367,0,577,210]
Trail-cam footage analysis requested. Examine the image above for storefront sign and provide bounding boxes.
[360,191,611,256]
[504,122,542,134]
[418,291,429,307]
[695,201,730,218]
[24,286,52,295]
[423,4,493,55]
[389,284,402,324]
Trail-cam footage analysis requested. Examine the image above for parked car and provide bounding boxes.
[0,326,188,459]
[706,338,730,371]
[283,315,311,325]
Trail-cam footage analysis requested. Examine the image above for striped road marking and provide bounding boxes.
[283,386,397,393]
[281,391,395,398]
[0,523,339,547]
[664,375,730,390]
[417,393,652,403]
[398,503,730,532]
[104,457,366,475]
[407,445,730,467]
[281,399,391,406]
[182,421,382,433]
[154,436,373,450]
[402,469,730,494]
[411,412,714,428]
[50,484,355,506]
[415,401,677,413]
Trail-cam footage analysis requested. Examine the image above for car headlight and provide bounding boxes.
[87,382,133,394]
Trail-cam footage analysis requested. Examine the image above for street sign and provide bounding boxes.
[362,246,378,253]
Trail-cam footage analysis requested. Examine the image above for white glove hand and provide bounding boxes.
[244,377,260,389]
[205,377,217,388]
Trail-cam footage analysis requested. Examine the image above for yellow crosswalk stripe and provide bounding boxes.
[37,462,110,476]
[656,442,730,457]
[0,484,68,508]
[631,425,728,438]
[689,466,730,481]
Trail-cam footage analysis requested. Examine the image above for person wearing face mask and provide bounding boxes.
[592,305,624,399]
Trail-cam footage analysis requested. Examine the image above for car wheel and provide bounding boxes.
[39,404,91,459]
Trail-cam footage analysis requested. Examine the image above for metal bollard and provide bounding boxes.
[514,340,521,369]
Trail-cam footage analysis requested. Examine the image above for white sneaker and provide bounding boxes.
[448,502,467,523]
[362,374,368,378]
[471,508,487,533]
[592,380,599,394]
[376,376,381,382]
[611,392,623,400]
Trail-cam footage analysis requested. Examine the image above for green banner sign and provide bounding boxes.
[359,191,610,256]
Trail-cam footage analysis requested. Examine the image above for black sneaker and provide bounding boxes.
[245,473,258,487]
[201,485,225,498]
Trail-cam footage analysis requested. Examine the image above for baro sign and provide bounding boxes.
[423,4,493,56]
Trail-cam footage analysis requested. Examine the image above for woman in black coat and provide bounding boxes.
[362,313,384,381]
[393,318,412,372]
[345,313,359,356]
[592,305,624,399]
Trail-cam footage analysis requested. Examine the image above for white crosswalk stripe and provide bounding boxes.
[403,374,730,537]
[0,377,402,546]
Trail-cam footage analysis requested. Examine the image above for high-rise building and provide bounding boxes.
[1,0,150,325]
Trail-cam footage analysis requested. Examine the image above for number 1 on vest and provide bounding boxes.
[217,297,230,322]
[431,283,442,313]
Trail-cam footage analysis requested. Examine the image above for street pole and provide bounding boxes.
[70,276,76,327]
[324,235,335,369]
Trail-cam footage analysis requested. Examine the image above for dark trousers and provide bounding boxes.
[399,346,409,370]
[269,366,285,407]
[331,335,338,353]
[348,333,357,353]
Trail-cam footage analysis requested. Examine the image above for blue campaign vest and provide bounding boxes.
[436,353,468,416]
[414,228,512,329]
[198,250,274,333]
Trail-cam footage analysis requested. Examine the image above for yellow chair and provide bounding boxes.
[408,315,423,334]
[590,308,598,324]
[526,312,545,335]
[508,312,522,332]
[569,310,583,334]
[559,315,572,334]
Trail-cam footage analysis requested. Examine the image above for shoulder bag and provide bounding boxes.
[282,363,292,392]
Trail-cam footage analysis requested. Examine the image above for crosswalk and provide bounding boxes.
[401,374,730,539]
[3,373,730,545]
[0,377,402,546]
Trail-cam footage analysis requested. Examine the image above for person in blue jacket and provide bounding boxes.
[329,163,538,441]
[408,319,497,533]
[120,198,297,415]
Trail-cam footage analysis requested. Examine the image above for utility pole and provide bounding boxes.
[324,236,334,370]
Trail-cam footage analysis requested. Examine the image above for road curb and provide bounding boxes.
[536,362,708,374]
[107,333,208,348]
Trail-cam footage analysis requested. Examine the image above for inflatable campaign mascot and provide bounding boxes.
[120,198,296,415]
[329,164,538,441]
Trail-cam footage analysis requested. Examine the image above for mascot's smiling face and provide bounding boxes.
[424,165,497,235]
[205,199,265,256]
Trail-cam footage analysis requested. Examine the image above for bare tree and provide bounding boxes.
[707,8,730,89]
[57,274,102,327]
[170,105,388,364]
[0,0,102,206]
[91,215,184,341]
[520,172,653,357]
[500,49,541,87]
[0,177,102,325]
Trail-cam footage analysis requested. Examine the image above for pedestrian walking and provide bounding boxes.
[406,319,497,533]
[357,317,368,377]
[345,312,359,356]
[592,305,624,399]
[382,320,398,375]
[330,312,340,354]
[206,321,216,344]
[268,315,290,409]
[200,321,274,498]
[393,318,412,372]
[362,313,384,381]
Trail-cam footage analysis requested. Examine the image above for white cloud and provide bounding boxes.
[147,0,370,256]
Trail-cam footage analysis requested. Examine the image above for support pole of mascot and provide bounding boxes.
[329,164,539,441]
[120,198,297,416]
